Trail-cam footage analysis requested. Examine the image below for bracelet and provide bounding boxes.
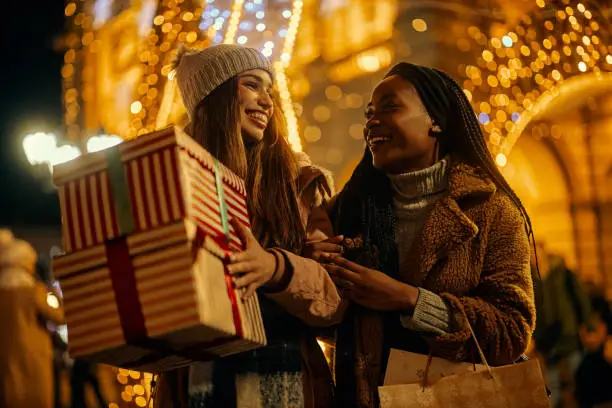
[262,249,288,293]
[268,249,280,276]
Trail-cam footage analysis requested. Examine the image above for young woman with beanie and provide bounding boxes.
[309,62,537,407]
[153,45,344,407]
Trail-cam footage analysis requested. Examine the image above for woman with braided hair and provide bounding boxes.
[311,62,537,407]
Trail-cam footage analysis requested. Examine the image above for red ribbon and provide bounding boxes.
[105,227,244,347]
[194,227,244,340]
[105,237,148,343]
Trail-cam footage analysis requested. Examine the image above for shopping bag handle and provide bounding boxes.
[419,319,493,391]
[464,318,494,379]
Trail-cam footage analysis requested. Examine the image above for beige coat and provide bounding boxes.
[154,154,345,408]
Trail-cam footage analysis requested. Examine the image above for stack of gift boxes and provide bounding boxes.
[52,126,266,372]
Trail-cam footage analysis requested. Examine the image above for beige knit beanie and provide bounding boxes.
[173,44,274,119]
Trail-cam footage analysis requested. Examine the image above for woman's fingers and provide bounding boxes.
[330,274,354,290]
[229,250,251,263]
[233,272,261,289]
[243,282,260,299]
[230,218,254,247]
[227,261,256,275]
[314,242,344,254]
[326,235,344,244]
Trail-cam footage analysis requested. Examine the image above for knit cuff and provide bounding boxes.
[399,288,451,335]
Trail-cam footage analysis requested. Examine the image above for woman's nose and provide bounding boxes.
[258,91,273,109]
[365,117,381,130]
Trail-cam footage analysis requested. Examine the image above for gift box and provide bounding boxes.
[51,126,266,371]
[53,126,249,254]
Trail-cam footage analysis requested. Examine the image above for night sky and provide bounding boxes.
[0,1,65,226]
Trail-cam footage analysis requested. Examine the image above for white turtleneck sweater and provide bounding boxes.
[387,158,452,335]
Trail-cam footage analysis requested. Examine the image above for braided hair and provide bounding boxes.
[331,62,540,286]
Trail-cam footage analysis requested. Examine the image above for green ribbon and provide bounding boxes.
[106,146,135,236]
[213,159,231,245]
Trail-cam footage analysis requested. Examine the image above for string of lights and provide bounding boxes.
[223,0,245,44]
[275,0,304,152]
[457,0,612,166]
[130,0,209,137]
[62,0,92,142]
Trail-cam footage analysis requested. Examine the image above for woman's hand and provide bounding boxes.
[302,235,344,261]
[227,218,278,299]
[322,254,419,311]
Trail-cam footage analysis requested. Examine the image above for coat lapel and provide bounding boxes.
[398,161,497,286]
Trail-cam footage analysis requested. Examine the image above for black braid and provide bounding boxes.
[439,73,541,287]
[443,75,532,229]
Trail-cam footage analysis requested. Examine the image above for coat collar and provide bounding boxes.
[295,152,334,205]
[397,157,497,285]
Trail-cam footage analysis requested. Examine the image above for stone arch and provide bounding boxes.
[502,73,612,289]
[502,133,576,269]
[504,72,612,156]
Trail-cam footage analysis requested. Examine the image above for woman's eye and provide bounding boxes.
[383,103,398,110]
[245,82,259,90]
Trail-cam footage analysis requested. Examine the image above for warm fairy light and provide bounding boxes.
[495,153,508,167]
[357,55,381,72]
[131,101,143,114]
[274,0,304,152]
[224,0,245,44]
[328,45,393,82]
[412,18,427,32]
[275,64,302,152]
[456,0,611,158]
[278,0,302,70]
[47,292,60,309]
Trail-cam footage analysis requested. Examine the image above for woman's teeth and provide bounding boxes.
[368,136,391,146]
[247,112,267,125]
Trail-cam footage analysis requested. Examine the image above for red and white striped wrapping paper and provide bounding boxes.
[52,221,266,372]
[52,126,249,254]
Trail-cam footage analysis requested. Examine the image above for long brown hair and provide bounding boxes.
[188,77,305,253]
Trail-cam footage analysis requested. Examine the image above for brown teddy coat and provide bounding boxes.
[333,159,537,407]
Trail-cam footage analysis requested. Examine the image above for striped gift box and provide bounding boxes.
[51,126,267,371]
[53,126,249,254]
[52,221,266,372]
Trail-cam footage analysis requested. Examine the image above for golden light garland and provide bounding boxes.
[276,0,305,152]
[113,368,154,407]
[61,1,93,142]
[211,0,304,151]
[223,0,245,44]
[130,0,208,137]
[458,0,612,166]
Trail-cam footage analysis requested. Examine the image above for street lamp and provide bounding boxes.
[22,132,123,174]
[86,134,123,153]
[22,132,81,173]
